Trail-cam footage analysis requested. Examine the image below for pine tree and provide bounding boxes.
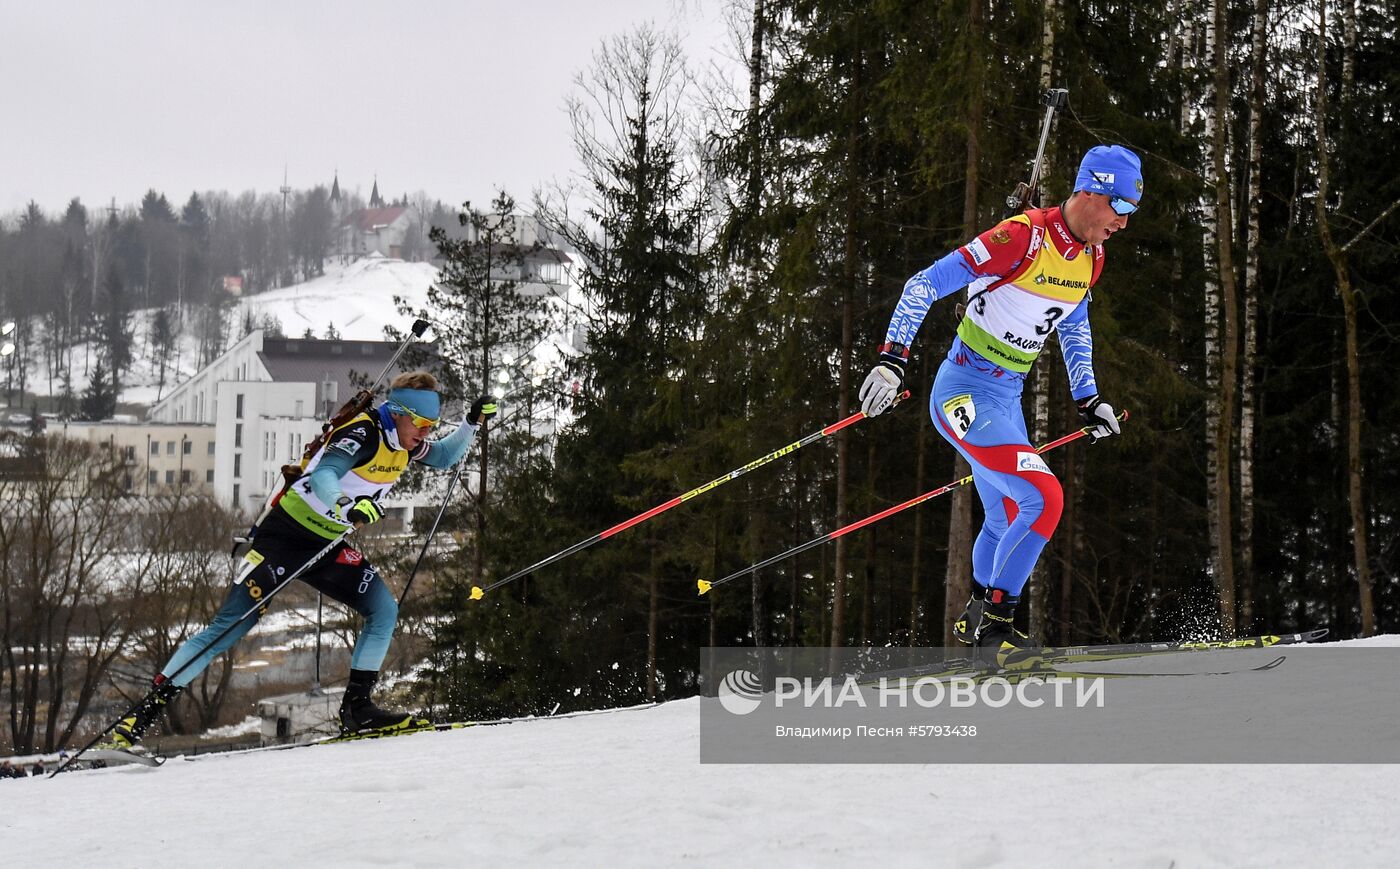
[57,363,76,419]
[152,307,175,401]
[100,268,134,379]
[79,358,116,421]
[541,24,711,701]
[402,191,558,715]
[181,192,212,308]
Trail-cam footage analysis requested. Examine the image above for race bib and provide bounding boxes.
[941,394,977,439]
[235,549,265,585]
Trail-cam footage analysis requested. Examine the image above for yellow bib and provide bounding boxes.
[280,412,409,538]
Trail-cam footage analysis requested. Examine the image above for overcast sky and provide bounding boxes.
[0,0,738,217]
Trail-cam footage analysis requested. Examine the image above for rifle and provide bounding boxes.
[956,89,1070,321]
[1004,87,1069,217]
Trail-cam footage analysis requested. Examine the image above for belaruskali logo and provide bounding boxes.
[718,669,764,715]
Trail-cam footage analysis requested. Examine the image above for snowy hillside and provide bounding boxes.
[16,256,439,411]
[233,254,438,343]
[8,638,1397,868]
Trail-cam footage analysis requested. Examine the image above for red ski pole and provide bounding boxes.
[470,393,911,600]
[697,411,1128,595]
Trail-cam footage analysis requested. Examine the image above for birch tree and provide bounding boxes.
[1313,0,1374,636]
[1201,0,1239,634]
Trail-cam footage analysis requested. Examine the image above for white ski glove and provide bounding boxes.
[858,343,908,417]
[1076,395,1121,443]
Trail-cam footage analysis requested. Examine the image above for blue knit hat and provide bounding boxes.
[1074,145,1144,202]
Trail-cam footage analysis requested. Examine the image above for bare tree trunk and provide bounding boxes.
[908,358,929,645]
[647,550,659,701]
[746,0,766,224]
[707,518,719,688]
[860,440,876,645]
[943,0,984,647]
[1341,0,1356,101]
[1238,0,1269,631]
[1202,0,1238,634]
[1028,357,1052,641]
[1039,0,1059,91]
[751,564,765,685]
[475,240,494,587]
[1058,440,1079,643]
[831,264,853,657]
[830,37,863,666]
[1314,0,1375,636]
[790,453,803,646]
[1025,0,1060,644]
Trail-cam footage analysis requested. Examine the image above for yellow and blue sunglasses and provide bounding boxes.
[387,402,441,429]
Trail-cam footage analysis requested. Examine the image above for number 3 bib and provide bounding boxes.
[956,209,1102,373]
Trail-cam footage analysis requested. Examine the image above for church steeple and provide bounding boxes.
[330,171,341,203]
[369,176,383,208]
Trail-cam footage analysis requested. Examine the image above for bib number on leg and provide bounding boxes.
[941,394,977,439]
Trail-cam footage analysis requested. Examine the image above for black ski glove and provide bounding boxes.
[338,496,385,526]
[469,396,498,426]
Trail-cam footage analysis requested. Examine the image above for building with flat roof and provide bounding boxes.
[56,419,217,496]
[148,330,442,523]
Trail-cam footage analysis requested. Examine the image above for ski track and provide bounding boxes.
[4,694,1392,868]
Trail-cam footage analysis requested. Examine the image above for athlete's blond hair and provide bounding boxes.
[390,371,437,391]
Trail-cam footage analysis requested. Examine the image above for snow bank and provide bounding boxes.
[6,644,1391,868]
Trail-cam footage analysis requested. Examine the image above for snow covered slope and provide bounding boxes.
[17,257,438,410]
[7,643,1396,868]
[234,255,438,343]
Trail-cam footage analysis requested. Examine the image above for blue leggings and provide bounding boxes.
[930,360,1064,597]
[161,514,399,687]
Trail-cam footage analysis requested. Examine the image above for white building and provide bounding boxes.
[341,206,415,259]
[55,419,218,496]
[257,688,345,745]
[149,330,443,526]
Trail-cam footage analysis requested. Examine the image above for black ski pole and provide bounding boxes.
[397,426,475,607]
[51,528,354,777]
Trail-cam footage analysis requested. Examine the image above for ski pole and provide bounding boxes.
[696,410,1127,595]
[52,528,355,777]
[398,427,475,607]
[469,392,911,601]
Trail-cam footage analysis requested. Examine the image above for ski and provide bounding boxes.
[863,627,1326,685]
[180,701,661,763]
[873,653,1287,689]
[994,654,1288,682]
[80,748,166,768]
[1041,628,1327,662]
[320,721,477,744]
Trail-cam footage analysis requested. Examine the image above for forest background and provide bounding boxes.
[2,0,1395,732]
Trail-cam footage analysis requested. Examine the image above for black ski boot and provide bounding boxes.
[108,676,183,748]
[952,582,986,645]
[339,669,426,734]
[972,588,1040,670]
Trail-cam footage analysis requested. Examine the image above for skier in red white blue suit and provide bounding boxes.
[858,145,1143,666]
